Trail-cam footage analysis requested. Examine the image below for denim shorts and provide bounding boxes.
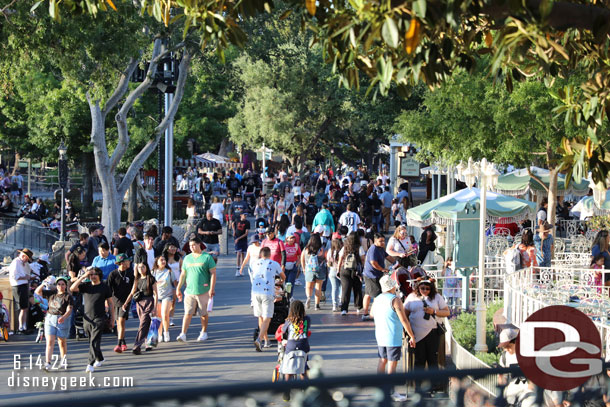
[304,267,327,282]
[45,314,70,338]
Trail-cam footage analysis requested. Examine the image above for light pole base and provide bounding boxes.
[474,302,488,353]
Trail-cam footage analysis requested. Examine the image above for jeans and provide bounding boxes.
[328,268,341,306]
[413,330,440,369]
[285,265,298,285]
[134,297,154,349]
[372,214,383,232]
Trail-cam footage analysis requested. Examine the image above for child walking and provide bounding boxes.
[591,254,605,294]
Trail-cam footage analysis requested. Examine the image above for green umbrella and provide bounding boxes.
[407,187,537,227]
[494,167,589,196]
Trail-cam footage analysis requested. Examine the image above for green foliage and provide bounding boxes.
[587,216,610,232]
[450,301,503,365]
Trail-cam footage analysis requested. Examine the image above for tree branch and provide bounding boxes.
[527,167,549,194]
[117,51,192,194]
[102,57,139,119]
[87,92,110,169]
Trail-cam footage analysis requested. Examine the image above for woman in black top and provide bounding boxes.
[123,262,157,354]
[34,276,74,370]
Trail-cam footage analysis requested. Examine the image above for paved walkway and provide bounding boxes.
[0,239,404,405]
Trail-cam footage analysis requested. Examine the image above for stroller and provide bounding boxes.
[271,333,307,382]
[253,277,290,342]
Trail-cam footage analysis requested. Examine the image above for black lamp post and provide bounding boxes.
[58,141,68,242]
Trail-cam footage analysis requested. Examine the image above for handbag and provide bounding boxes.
[132,290,144,302]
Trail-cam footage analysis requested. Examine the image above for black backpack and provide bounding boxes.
[133,241,148,265]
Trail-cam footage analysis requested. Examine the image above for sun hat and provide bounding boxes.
[38,254,50,264]
[499,328,519,347]
[380,275,398,293]
[19,248,34,262]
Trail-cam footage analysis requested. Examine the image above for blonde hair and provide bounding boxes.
[392,224,407,240]
[212,196,220,203]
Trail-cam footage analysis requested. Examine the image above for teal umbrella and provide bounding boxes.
[571,191,610,219]
[407,187,537,227]
[494,167,589,197]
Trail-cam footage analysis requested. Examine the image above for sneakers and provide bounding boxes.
[391,392,407,402]
[294,279,302,286]
[341,310,347,316]
[332,305,339,312]
[320,293,326,303]
[44,362,51,371]
[93,360,104,368]
[356,308,363,315]
[120,344,128,352]
[315,304,321,311]
[362,314,372,321]
[305,298,311,309]
[145,346,153,352]
[235,270,241,277]
[254,338,262,352]
[114,345,122,353]
[176,333,187,342]
[163,331,170,342]
[85,365,95,373]
[197,331,208,341]
[263,340,271,348]
[132,348,141,355]
[170,318,175,326]
[282,391,291,401]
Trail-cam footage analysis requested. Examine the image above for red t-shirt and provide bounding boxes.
[262,238,285,264]
[284,243,301,263]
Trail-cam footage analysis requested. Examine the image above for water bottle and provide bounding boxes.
[285,282,292,294]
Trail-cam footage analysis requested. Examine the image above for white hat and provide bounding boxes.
[313,225,325,234]
[380,275,397,293]
[499,328,519,347]
[39,254,49,263]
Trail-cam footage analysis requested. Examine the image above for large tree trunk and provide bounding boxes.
[81,151,95,216]
[547,168,559,236]
[128,175,138,222]
[11,151,20,176]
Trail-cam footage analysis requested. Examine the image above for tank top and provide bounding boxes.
[372,293,402,347]
[167,261,181,283]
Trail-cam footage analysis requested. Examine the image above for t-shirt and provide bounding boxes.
[234,219,250,240]
[537,209,547,223]
[363,245,388,279]
[79,282,112,322]
[403,292,448,342]
[210,202,225,222]
[247,244,262,272]
[153,267,175,299]
[251,258,282,296]
[136,275,157,297]
[114,236,134,257]
[371,292,402,347]
[387,237,412,255]
[152,236,181,257]
[338,211,361,233]
[380,191,393,208]
[182,252,216,295]
[107,268,134,303]
[261,238,285,265]
[197,218,222,245]
[230,200,249,218]
[396,190,409,204]
[42,289,74,316]
[284,243,301,264]
[91,255,117,281]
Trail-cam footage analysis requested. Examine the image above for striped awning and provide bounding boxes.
[175,156,215,169]
[198,152,237,169]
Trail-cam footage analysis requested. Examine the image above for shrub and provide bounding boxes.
[475,351,500,366]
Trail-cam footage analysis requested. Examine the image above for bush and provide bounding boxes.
[475,351,500,366]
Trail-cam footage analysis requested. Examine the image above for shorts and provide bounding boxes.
[158,294,174,304]
[184,293,209,316]
[378,346,402,362]
[253,294,274,318]
[304,266,327,283]
[205,243,220,254]
[12,284,29,310]
[114,300,129,320]
[365,276,382,297]
[45,314,70,338]
[235,239,248,253]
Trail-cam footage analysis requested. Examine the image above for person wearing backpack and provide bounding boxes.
[300,234,327,310]
[337,232,365,315]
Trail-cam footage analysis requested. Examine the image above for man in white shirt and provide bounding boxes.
[9,248,33,333]
[338,203,361,233]
[251,247,285,351]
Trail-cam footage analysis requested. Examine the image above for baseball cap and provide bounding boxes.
[115,253,132,264]
[249,234,261,244]
[499,328,519,347]
[380,275,397,293]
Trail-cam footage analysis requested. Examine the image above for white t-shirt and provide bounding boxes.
[247,244,262,271]
[286,225,308,237]
[537,209,547,222]
[387,237,412,255]
[403,293,448,342]
[146,248,155,271]
[210,202,224,223]
[251,258,282,296]
[338,211,361,233]
[338,246,366,260]
[186,206,197,217]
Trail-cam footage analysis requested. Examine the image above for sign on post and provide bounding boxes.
[399,156,419,177]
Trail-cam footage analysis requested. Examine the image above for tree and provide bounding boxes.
[395,68,584,229]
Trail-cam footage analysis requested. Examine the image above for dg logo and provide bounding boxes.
[517,305,603,391]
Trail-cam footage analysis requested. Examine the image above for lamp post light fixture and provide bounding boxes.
[590,180,607,209]
[58,141,68,242]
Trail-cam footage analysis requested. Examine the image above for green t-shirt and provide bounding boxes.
[182,252,216,295]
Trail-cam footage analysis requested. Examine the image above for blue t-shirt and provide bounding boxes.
[92,254,117,281]
[363,245,388,279]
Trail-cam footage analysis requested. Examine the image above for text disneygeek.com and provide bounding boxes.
[8,372,134,391]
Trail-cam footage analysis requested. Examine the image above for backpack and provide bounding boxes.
[305,251,319,273]
[504,245,522,273]
[344,252,359,271]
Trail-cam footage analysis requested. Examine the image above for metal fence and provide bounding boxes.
[6,363,610,407]
[0,220,58,252]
